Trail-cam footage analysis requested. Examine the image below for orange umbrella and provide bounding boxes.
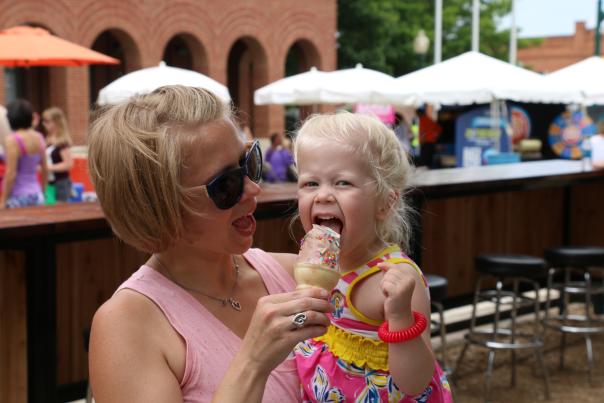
[0,26,119,67]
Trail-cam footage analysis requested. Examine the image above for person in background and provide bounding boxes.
[42,107,74,202]
[263,132,296,182]
[87,85,331,402]
[417,105,442,169]
[0,99,47,208]
[590,120,604,170]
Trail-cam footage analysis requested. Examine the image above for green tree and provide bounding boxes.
[337,0,535,76]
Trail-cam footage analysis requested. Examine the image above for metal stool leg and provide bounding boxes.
[510,278,518,387]
[584,269,595,384]
[534,349,551,400]
[485,349,496,402]
[433,300,448,372]
[453,276,483,383]
[483,279,503,401]
[559,267,571,369]
[532,279,551,400]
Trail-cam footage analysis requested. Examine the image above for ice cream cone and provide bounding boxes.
[294,262,341,291]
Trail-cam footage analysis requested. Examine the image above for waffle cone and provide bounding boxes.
[294,263,340,291]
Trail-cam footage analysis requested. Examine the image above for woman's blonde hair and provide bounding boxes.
[294,112,415,251]
[88,85,231,253]
[43,107,73,146]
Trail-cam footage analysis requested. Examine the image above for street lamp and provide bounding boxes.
[413,29,430,68]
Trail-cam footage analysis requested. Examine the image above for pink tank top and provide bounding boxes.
[116,248,299,403]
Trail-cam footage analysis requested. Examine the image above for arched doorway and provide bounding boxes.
[163,36,192,69]
[227,37,268,135]
[89,30,140,105]
[283,40,321,132]
[163,34,208,74]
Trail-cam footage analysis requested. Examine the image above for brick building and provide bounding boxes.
[0,0,337,144]
[518,21,601,73]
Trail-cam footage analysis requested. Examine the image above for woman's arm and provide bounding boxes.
[90,291,184,403]
[0,137,18,208]
[48,146,73,173]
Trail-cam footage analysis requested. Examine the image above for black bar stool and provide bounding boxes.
[426,274,449,373]
[543,246,604,384]
[454,254,550,401]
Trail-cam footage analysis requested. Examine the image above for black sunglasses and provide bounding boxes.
[202,140,262,209]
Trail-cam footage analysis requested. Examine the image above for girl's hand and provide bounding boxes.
[237,287,332,374]
[378,262,416,324]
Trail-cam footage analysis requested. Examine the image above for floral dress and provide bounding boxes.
[294,245,453,402]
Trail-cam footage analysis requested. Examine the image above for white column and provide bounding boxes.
[435,0,443,63]
[509,0,517,64]
[472,0,480,52]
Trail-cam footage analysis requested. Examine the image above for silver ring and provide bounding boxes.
[292,312,307,329]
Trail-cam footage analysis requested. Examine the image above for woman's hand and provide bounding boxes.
[213,287,332,402]
[378,262,416,326]
[238,287,332,373]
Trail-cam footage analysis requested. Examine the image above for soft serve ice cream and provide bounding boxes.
[294,224,341,291]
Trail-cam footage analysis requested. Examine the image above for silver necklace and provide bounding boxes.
[155,255,242,311]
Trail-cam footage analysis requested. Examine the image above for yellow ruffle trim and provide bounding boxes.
[315,325,389,371]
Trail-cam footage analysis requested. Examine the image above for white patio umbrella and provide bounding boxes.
[375,51,583,107]
[97,61,231,105]
[544,56,604,105]
[254,64,397,105]
[254,67,331,105]
[320,63,397,104]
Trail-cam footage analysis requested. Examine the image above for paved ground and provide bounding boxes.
[447,322,604,402]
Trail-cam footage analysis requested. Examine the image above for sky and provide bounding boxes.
[503,0,598,38]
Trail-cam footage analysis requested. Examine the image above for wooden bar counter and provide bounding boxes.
[1,159,603,402]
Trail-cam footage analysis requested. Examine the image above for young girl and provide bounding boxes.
[42,107,73,202]
[294,112,452,402]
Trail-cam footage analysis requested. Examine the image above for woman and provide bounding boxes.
[88,85,331,402]
[0,99,47,209]
[42,107,74,202]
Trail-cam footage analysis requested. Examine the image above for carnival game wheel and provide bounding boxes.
[511,106,531,145]
[548,110,596,159]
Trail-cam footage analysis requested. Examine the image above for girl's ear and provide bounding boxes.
[376,190,399,220]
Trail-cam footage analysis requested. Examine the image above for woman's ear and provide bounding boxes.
[376,190,399,220]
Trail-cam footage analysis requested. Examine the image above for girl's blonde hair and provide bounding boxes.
[294,112,415,251]
[43,107,73,146]
[88,85,231,253]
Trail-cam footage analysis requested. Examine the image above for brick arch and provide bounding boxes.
[283,38,322,73]
[217,7,273,55]
[161,33,209,75]
[77,1,147,66]
[273,12,331,72]
[89,28,141,73]
[226,35,270,134]
[150,2,216,66]
[0,0,76,37]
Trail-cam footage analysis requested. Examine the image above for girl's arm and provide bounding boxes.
[0,137,18,208]
[48,146,73,173]
[381,263,435,395]
[269,252,297,277]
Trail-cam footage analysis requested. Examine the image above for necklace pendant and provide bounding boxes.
[228,298,242,311]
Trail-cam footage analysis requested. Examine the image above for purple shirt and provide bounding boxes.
[264,146,294,182]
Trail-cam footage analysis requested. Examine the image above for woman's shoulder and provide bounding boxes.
[91,288,179,362]
[93,289,162,335]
